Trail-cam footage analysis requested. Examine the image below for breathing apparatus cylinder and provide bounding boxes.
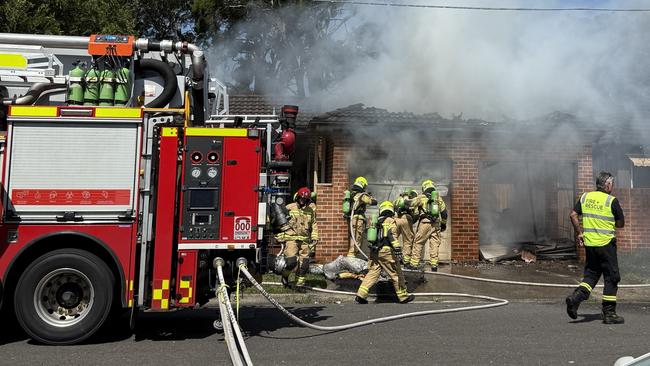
[98,69,115,106]
[366,213,378,243]
[114,67,131,106]
[83,66,100,106]
[67,63,85,105]
[342,190,351,216]
[428,191,440,216]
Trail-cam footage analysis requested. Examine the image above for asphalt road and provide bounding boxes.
[1,300,649,366]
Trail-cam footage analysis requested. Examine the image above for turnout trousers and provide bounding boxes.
[282,240,311,286]
[348,214,366,257]
[425,227,442,267]
[409,218,434,268]
[396,213,415,263]
[356,246,409,301]
[575,241,621,304]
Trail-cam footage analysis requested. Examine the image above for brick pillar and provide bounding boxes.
[315,142,350,261]
[575,144,593,260]
[451,140,480,262]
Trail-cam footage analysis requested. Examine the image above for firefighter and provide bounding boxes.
[407,180,447,272]
[565,171,625,324]
[276,187,319,287]
[346,176,377,258]
[355,201,414,304]
[394,189,418,265]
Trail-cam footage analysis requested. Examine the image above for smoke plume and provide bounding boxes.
[316,0,650,123]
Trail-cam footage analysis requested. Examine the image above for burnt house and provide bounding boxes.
[230,96,650,262]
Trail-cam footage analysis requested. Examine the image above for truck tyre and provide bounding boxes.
[14,248,114,345]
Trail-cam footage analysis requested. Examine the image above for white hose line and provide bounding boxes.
[242,266,508,332]
[217,288,244,366]
[349,200,369,260]
[403,268,650,288]
[217,266,254,366]
[263,281,512,302]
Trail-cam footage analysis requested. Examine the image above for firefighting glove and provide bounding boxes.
[308,241,317,258]
[371,198,378,206]
[392,246,403,262]
[440,223,447,232]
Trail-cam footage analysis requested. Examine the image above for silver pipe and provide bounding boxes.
[134,38,205,83]
[190,50,205,84]
[0,33,89,49]
[2,82,67,105]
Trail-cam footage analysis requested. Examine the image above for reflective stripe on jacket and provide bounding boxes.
[581,191,616,247]
[280,202,318,241]
[379,216,401,249]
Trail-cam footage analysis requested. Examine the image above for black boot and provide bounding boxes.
[355,296,368,304]
[602,302,624,324]
[565,288,589,320]
[400,294,415,304]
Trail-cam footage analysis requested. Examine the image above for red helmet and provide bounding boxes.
[296,187,311,200]
[296,187,311,206]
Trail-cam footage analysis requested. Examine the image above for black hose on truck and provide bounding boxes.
[136,59,178,108]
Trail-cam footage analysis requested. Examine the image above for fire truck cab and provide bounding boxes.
[0,33,296,344]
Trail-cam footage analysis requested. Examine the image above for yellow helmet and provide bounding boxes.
[353,176,368,189]
[421,179,436,193]
[378,200,395,216]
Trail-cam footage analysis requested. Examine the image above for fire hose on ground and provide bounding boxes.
[349,199,369,260]
[349,197,650,289]
[214,257,509,365]
[213,249,649,365]
[239,264,509,331]
[402,268,650,288]
[215,258,253,366]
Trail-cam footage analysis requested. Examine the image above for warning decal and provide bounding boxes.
[11,189,131,205]
[233,216,252,240]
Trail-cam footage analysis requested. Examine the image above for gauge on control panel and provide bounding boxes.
[191,167,202,178]
[207,167,218,178]
[191,151,203,164]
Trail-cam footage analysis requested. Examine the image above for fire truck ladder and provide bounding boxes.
[0,44,73,104]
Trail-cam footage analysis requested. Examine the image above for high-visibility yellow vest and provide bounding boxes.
[581,191,616,247]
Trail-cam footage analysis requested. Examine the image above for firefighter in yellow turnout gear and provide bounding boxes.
[394,189,418,265]
[276,187,318,287]
[355,201,414,304]
[408,180,448,272]
[346,176,377,257]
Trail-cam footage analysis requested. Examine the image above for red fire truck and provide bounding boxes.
[0,33,296,344]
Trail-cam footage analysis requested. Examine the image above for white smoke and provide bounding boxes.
[316,0,650,123]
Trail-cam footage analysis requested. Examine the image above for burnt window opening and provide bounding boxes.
[479,160,576,261]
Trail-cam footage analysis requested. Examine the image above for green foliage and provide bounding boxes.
[192,0,361,96]
[134,0,194,40]
[0,0,369,97]
[0,0,136,35]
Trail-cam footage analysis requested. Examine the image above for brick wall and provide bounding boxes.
[314,142,350,261]
[311,131,596,263]
[450,138,480,262]
[575,144,593,260]
[612,188,650,252]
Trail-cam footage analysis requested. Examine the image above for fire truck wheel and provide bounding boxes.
[13,248,114,345]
